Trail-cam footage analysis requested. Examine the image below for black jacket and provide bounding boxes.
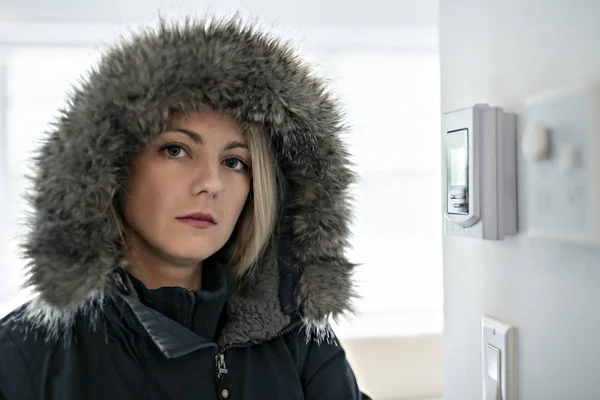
[1,262,367,399]
[0,17,368,400]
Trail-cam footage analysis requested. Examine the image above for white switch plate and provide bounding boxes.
[523,82,600,245]
[482,316,516,400]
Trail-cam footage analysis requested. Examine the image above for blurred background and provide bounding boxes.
[0,1,442,399]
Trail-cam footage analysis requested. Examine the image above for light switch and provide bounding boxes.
[522,125,551,161]
[485,344,501,400]
[482,316,515,400]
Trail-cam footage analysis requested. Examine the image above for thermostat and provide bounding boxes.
[442,104,518,240]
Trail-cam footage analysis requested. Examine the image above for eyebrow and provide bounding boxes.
[166,127,248,150]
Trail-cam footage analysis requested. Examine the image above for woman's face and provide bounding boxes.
[122,109,252,267]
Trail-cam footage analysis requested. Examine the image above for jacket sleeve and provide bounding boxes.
[0,328,36,400]
[300,333,371,400]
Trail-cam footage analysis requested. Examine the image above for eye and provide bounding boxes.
[161,144,188,158]
[223,156,249,172]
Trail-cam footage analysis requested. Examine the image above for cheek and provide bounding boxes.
[232,179,251,215]
[221,177,250,226]
[125,168,174,224]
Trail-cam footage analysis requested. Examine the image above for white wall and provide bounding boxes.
[439,0,600,399]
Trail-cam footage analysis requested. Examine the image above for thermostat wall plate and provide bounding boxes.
[442,104,517,240]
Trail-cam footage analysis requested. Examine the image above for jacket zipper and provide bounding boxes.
[215,353,230,399]
[214,320,303,399]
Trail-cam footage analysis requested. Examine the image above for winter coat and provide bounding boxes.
[0,18,370,400]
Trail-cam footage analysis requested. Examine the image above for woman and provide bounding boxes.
[0,18,370,400]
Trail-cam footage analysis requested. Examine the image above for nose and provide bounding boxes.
[191,157,223,196]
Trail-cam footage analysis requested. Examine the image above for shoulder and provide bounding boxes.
[0,305,43,400]
[0,302,91,399]
[277,324,365,399]
[278,323,350,370]
[1,304,32,346]
[0,301,75,374]
[0,303,54,363]
[0,300,106,360]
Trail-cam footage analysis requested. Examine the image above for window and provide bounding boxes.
[0,28,442,340]
[322,50,443,338]
[0,46,101,316]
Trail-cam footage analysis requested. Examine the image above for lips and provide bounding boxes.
[176,213,217,229]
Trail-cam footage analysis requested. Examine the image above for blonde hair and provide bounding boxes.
[222,123,278,278]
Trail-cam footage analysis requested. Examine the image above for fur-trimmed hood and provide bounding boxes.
[18,17,357,346]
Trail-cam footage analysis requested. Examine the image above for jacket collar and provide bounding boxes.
[126,261,228,342]
[112,268,217,358]
[109,244,299,357]
[120,293,217,359]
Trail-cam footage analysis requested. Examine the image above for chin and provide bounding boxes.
[164,244,220,265]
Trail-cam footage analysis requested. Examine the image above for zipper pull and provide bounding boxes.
[215,353,230,399]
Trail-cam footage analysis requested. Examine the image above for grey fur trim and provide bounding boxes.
[217,245,290,346]
[19,16,357,345]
